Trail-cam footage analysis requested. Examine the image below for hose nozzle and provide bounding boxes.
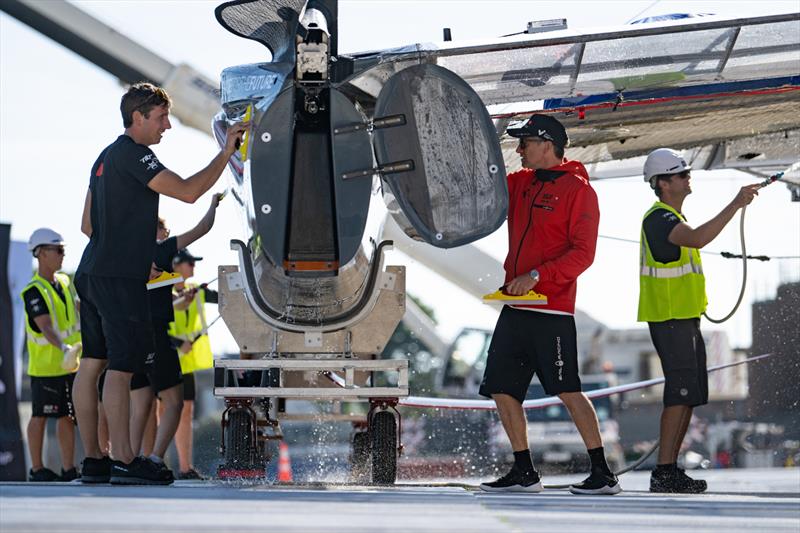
[760,171,783,188]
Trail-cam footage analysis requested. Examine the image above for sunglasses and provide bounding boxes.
[676,170,691,179]
[518,137,547,149]
[40,245,65,255]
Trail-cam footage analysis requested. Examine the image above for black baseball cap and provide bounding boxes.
[173,248,203,265]
[507,113,569,148]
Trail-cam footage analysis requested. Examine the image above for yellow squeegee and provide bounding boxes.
[147,271,184,290]
[482,289,548,306]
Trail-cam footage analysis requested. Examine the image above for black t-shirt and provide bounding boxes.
[643,208,683,263]
[22,281,67,333]
[78,135,166,281]
[149,236,179,323]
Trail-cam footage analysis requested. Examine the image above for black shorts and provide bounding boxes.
[75,274,154,374]
[131,323,183,393]
[182,372,196,401]
[31,374,75,418]
[648,318,708,407]
[479,307,581,403]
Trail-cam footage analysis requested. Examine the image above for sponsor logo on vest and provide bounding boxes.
[555,336,564,381]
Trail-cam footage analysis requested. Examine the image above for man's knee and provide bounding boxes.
[78,358,108,376]
[557,391,582,401]
[161,386,185,411]
[557,391,590,409]
[492,393,519,408]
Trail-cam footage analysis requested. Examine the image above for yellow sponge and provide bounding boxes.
[147,271,184,290]
[482,289,548,306]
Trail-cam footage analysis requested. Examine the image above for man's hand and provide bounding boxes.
[731,184,760,209]
[224,122,249,156]
[202,193,220,230]
[179,341,192,354]
[149,263,163,280]
[173,287,198,310]
[504,274,538,296]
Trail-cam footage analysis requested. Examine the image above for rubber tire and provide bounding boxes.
[370,411,397,485]
[350,431,370,483]
[226,408,254,468]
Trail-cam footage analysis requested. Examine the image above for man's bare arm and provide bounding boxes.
[81,189,92,237]
[668,184,760,249]
[32,315,66,349]
[147,122,247,203]
[175,194,220,249]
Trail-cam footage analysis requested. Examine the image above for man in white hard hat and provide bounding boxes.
[638,148,760,493]
[21,228,81,481]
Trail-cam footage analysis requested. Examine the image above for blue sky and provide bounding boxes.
[1,0,798,352]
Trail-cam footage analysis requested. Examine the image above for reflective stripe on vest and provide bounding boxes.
[640,261,703,278]
[637,202,707,322]
[22,272,81,376]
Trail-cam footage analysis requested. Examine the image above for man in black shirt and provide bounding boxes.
[73,82,246,485]
[638,148,760,493]
[129,200,220,470]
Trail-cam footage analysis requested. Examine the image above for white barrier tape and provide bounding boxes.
[398,353,772,410]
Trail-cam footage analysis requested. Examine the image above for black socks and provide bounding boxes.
[513,449,536,475]
[588,446,613,475]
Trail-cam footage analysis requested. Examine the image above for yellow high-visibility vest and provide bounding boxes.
[638,201,707,322]
[22,272,81,377]
[169,283,213,374]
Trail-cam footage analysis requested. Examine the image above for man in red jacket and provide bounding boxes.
[479,114,620,495]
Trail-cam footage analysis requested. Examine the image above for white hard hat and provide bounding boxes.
[643,148,692,187]
[28,228,65,252]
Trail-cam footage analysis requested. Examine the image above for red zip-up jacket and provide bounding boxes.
[503,159,599,314]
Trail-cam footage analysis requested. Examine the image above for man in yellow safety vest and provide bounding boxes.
[21,228,81,481]
[168,248,217,479]
[638,148,760,493]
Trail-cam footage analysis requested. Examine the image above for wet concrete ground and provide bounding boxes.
[1,468,798,532]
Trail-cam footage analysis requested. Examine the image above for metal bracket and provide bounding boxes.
[379,272,396,291]
[225,271,244,291]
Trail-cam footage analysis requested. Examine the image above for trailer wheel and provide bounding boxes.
[225,408,254,468]
[371,411,397,485]
[350,431,370,483]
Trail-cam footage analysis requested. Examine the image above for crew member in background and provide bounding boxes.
[129,200,221,474]
[168,248,218,480]
[478,114,620,495]
[21,228,81,482]
[639,148,760,493]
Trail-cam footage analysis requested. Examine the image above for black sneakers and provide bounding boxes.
[110,457,174,485]
[650,467,707,493]
[569,469,622,495]
[28,467,60,482]
[60,467,80,482]
[177,468,205,480]
[480,467,543,493]
[81,456,111,483]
